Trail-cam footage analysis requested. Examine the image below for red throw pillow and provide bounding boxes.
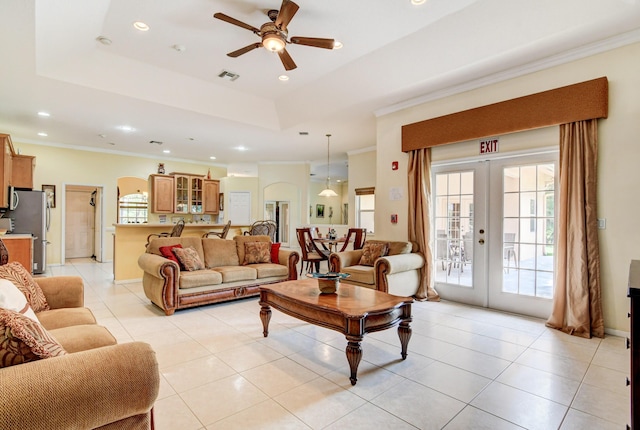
[159,244,182,266]
[271,243,281,264]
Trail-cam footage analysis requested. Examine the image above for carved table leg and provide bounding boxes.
[346,337,363,385]
[260,302,271,337]
[398,320,412,360]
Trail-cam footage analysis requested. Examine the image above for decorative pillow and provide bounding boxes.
[172,246,205,271]
[243,242,271,265]
[270,243,281,265]
[0,308,67,368]
[358,242,389,266]
[159,244,183,266]
[0,262,49,313]
[0,279,38,322]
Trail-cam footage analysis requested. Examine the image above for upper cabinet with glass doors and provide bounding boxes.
[150,173,219,215]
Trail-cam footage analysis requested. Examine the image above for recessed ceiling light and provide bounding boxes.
[96,36,112,45]
[411,0,427,4]
[333,40,343,49]
[209,156,216,160]
[133,21,149,31]
[236,146,248,152]
[37,132,48,137]
[118,125,135,132]
[163,150,170,154]
[278,75,289,81]
[37,111,50,117]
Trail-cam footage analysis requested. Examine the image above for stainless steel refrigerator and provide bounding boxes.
[5,190,49,274]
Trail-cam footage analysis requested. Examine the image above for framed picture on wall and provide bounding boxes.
[42,184,56,208]
[316,204,325,218]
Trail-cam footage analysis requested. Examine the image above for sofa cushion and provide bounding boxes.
[0,278,38,322]
[0,308,67,367]
[48,324,117,353]
[341,265,375,285]
[159,244,182,266]
[173,246,205,271]
[147,236,205,261]
[387,241,413,256]
[243,242,271,265]
[271,243,281,264]
[234,235,271,267]
[358,242,389,266]
[36,308,97,330]
[203,238,239,268]
[213,266,257,283]
[179,269,223,289]
[0,262,50,312]
[250,263,288,279]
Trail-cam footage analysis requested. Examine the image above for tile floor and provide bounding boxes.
[47,259,630,430]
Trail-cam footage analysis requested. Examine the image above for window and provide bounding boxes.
[355,187,375,234]
[118,193,148,224]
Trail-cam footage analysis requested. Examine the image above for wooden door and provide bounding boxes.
[65,189,95,259]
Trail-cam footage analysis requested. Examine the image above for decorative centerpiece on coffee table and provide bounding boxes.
[306,272,350,294]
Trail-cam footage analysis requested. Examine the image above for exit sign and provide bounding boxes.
[480,138,499,154]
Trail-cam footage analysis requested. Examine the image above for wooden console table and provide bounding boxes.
[259,278,413,385]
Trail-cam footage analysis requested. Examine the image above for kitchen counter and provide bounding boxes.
[0,233,34,239]
[0,234,34,273]
[112,223,249,282]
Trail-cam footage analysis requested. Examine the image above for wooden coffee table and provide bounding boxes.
[259,278,413,385]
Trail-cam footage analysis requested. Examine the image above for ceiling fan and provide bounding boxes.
[213,0,335,71]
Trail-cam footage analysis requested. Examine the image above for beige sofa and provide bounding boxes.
[0,275,159,429]
[329,240,425,297]
[138,235,299,315]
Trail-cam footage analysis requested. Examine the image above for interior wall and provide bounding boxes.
[375,42,640,333]
[347,150,377,233]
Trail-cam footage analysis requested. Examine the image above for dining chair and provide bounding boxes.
[203,220,231,239]
[146,219,185,247]
[504,232,518,273]
[244,220,277,242]
[338,228,367,252]
[296,227,330,275]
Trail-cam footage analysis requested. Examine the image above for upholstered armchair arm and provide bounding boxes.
[35,276,84,309]
[329,250,364,273]
[374,253,425,294]
[138,253,179,315]
[0,342,159,430]
[278,249,300,280]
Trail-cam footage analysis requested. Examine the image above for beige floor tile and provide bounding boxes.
[441,347,511,379]
[206,399,310,430]
[287,342,348,376]
[560,408,623,430]
[591,346,630,373]
[412,361,492,403]
[241,357,320,397]
[471,382,567,430]
[323,403,418,430]
[407,332,461,360]
[153,394,202,430]
[443,405,525,429]
[156,374,176,400]
[371,379,465,429]
[162,355,237,393]
[480,325,540,347]
[215,341,284,372]
[180,374,269,426]
[571,382,630,426]
[274,377,367,429]
[324,359,407,400]
[582,363,629,396]
[496,362,580,405]
[515,348,589,381]
[529,336,598,362]
[258,325,320,356]
[153,339,213,369]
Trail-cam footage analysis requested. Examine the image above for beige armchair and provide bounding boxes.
[0,275,159,429]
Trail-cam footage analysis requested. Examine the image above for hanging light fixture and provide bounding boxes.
[319,134,338,197]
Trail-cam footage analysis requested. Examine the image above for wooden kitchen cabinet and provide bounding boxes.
[0,134,14,208]
[3,235,34,274]
[11,154,35,189]
[203,179,220,214]
[171,173,206,215]
[149,174,174,213]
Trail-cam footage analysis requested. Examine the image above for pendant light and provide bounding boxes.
[318,134,338,197]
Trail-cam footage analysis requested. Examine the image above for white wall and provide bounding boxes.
[375,42,640,332]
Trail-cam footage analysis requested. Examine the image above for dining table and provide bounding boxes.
[313,237,347,253]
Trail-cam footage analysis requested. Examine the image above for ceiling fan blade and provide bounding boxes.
[290,37,335,50]
[275,0,299,31]
[213,13,260,34]
[277,48,297,71]
[227,43,262,58]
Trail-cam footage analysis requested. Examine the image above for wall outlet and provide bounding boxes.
[597,218,606,229]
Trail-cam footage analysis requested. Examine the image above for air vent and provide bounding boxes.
[299,131,309,135]
[149,140,163,145]
[218,70,240,81]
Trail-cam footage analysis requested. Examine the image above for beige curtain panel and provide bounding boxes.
[408,148,439,301]
[546,119,604,338]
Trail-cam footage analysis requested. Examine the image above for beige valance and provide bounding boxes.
[401,77,608,152]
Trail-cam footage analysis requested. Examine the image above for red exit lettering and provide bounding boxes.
[480,139,499,154]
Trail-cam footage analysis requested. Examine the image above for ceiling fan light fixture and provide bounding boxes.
[262,31,286,52]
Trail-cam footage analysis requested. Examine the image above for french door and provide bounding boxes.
[432,152,557,319]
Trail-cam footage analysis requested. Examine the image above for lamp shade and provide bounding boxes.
[319,188,338,197]
[262,33,286,52]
